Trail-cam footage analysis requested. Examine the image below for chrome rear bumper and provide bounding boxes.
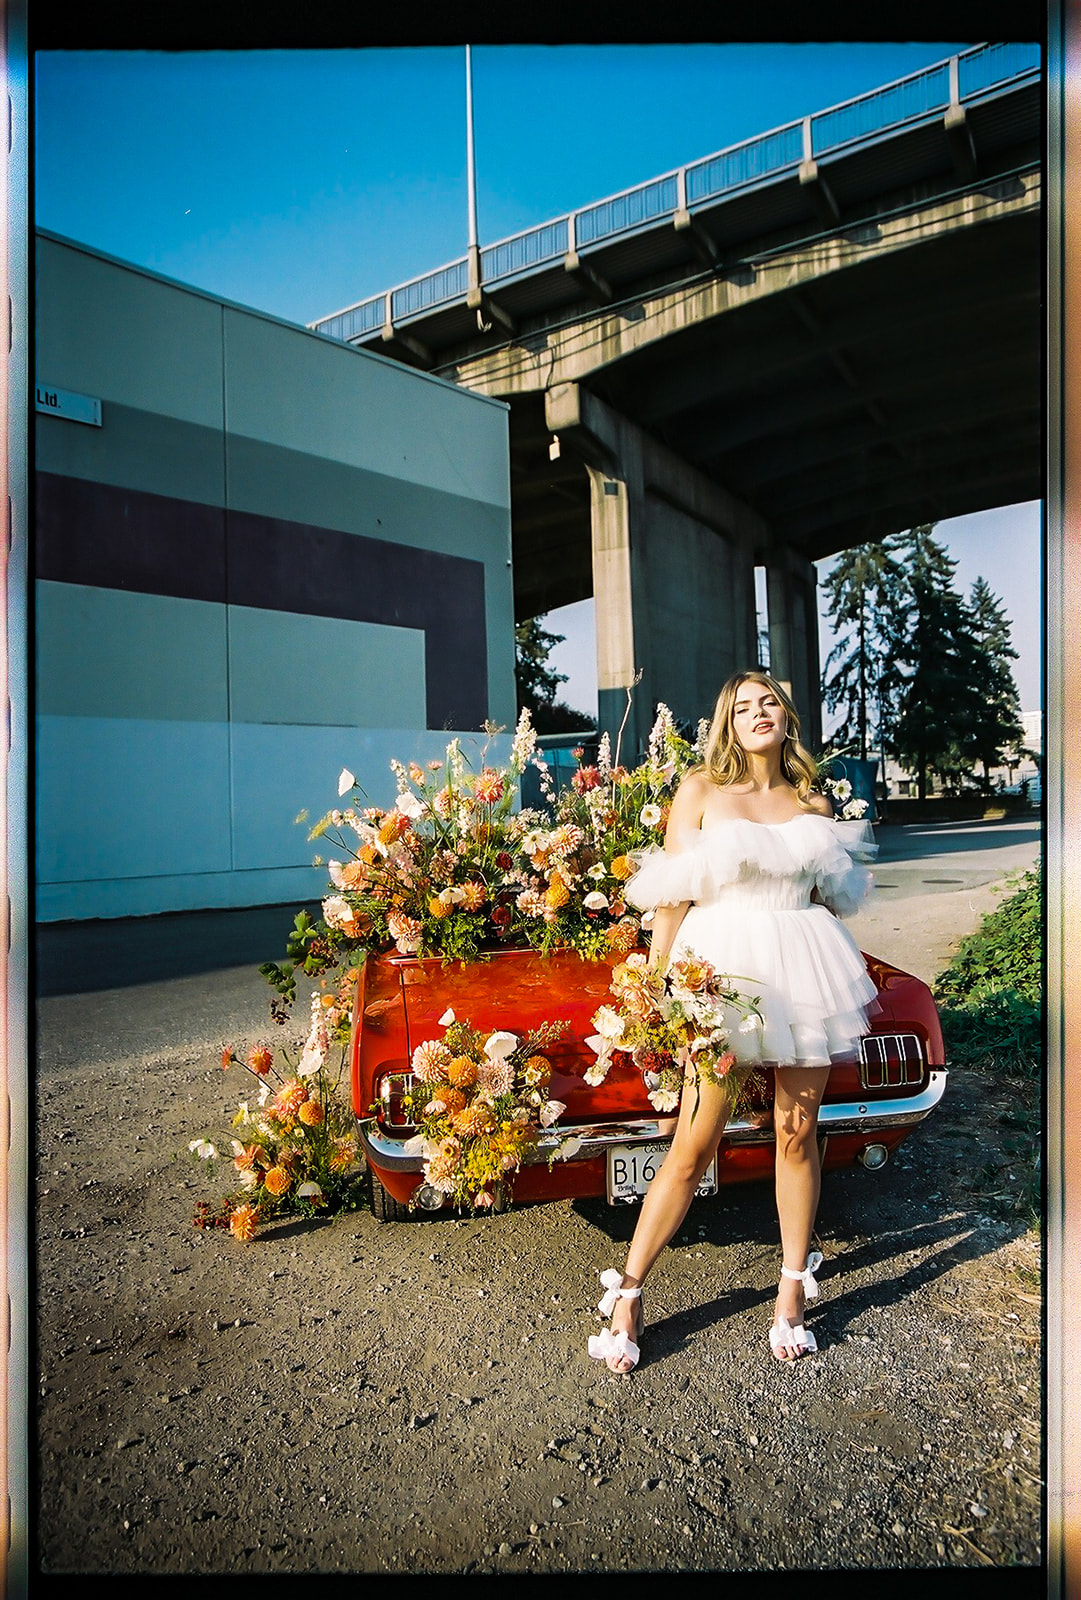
[359,1069,947,1173]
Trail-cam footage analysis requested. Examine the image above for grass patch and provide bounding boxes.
[933,866,1042,1229]
[934,865,1041,1078]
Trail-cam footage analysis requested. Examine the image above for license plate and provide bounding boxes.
[606,1139,717,1204]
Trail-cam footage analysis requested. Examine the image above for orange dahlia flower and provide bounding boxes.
[263,1165,292,1196]
[246,1044,273,1075]
[431,1087,467,1117]
[452,1103,497,1138]
[298,1099,325,1127]
[329,1137,356,1173]
[274,1079,309,1117]
[545,873,570,910]
[609,855,633,881]
[447,1055,478,1089]
[228,1203,259,1241]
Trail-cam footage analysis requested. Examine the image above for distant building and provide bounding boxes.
[877,709,1041,799]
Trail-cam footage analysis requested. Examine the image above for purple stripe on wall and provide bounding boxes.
[35,472,490,729]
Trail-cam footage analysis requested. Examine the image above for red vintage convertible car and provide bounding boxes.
[350,946,946,1221]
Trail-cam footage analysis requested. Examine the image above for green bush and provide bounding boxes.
[933,865,1041,1077]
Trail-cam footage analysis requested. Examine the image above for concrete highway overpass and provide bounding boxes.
[312,43,1041,752]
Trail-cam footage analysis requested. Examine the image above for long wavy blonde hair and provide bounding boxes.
[698,670,820,804]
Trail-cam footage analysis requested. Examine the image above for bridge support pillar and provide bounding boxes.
[765,550,823,754]
[545,383,769,761]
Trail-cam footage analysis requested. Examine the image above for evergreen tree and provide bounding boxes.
[967,576,1026,792]
[514,616,597,735]
[889,526,984,800]
[821,539,908,761]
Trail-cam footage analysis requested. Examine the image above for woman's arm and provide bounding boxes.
[647,899,692,969]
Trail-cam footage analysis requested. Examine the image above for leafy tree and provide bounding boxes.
[966,575,1026,793]
[514,615,596,735]
[889,525,985,800]
[821,539,908,761]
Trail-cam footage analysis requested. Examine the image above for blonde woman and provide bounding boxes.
[587,670,876,1372]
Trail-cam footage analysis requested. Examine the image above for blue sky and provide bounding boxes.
[34,42,1041,718]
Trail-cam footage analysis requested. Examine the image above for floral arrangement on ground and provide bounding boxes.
[190,966,364,1241]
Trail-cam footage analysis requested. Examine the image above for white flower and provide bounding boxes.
[438,1008,456,1025]
[188,1139,217,1159]
[738,1014,762,1034]
[591,1006,625,1042]
[551,1135,584,1162]
[510,706,537,769]
[539,1099,566,1128]
[298,1034,327,1077]
[587,863,607,881]
[297,1182,323,1201]
[396,790,424,819]
[582,890,609,912]
[237,1167,259,1190]
[647,1086,681,1113]
[831,778,853,800]
[639,803,662,827]
[327,860,345,888]
[483,1030,519,1062]
[322,894,354,932]
[338,767,356,797]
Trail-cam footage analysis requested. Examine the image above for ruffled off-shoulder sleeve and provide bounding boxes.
[812,817,876,918]
[621,845,700,911]
[622,814,876,918]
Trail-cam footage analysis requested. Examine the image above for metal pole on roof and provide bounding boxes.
[466,44,479,254]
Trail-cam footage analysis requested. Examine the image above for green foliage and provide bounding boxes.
[821,539,908,762]
[933,866,1042,1077]
[514,614,596,733]
[823,526,1027,799]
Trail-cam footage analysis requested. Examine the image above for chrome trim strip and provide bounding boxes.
[360,1070,948,1172]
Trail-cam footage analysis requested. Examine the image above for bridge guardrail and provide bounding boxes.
[309,41,1041,345]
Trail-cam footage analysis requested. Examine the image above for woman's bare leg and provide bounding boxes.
[603,1067,747,1371]
[771,1064,831,1357]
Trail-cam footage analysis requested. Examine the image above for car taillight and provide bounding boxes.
[858,1033,925,1090]
[376,1071,417,1130]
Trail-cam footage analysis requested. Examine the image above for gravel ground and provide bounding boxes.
[34,859,1043,1578]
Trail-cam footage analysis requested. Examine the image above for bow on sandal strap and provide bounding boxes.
[769,1316,817,1356]
[587,1326,641,1368]
[779,1250,824,1299]
[597,1267,643,1319]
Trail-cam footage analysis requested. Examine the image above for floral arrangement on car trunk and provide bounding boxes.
[586,950,766,1118]
[255,703,703,997]
[189,966,364,1241]
[192,700,874,1230]
[399,1009,575,1212]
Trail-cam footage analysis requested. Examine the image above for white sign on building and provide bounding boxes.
[35,383,102,427]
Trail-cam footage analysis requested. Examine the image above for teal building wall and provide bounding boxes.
[35,232,515,920]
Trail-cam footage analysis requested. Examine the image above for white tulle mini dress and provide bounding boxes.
[623,813,878,1068]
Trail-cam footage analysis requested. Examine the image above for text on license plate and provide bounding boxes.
[607,1139,717,1204]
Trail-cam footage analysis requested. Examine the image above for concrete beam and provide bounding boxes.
[799,157,841,225]
[563,249,613,305]
[545,385,775,758]
[450,171,1039,401]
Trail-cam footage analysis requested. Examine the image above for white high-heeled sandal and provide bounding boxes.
[587,1268,645,1372]
[769,1250,824,1360]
